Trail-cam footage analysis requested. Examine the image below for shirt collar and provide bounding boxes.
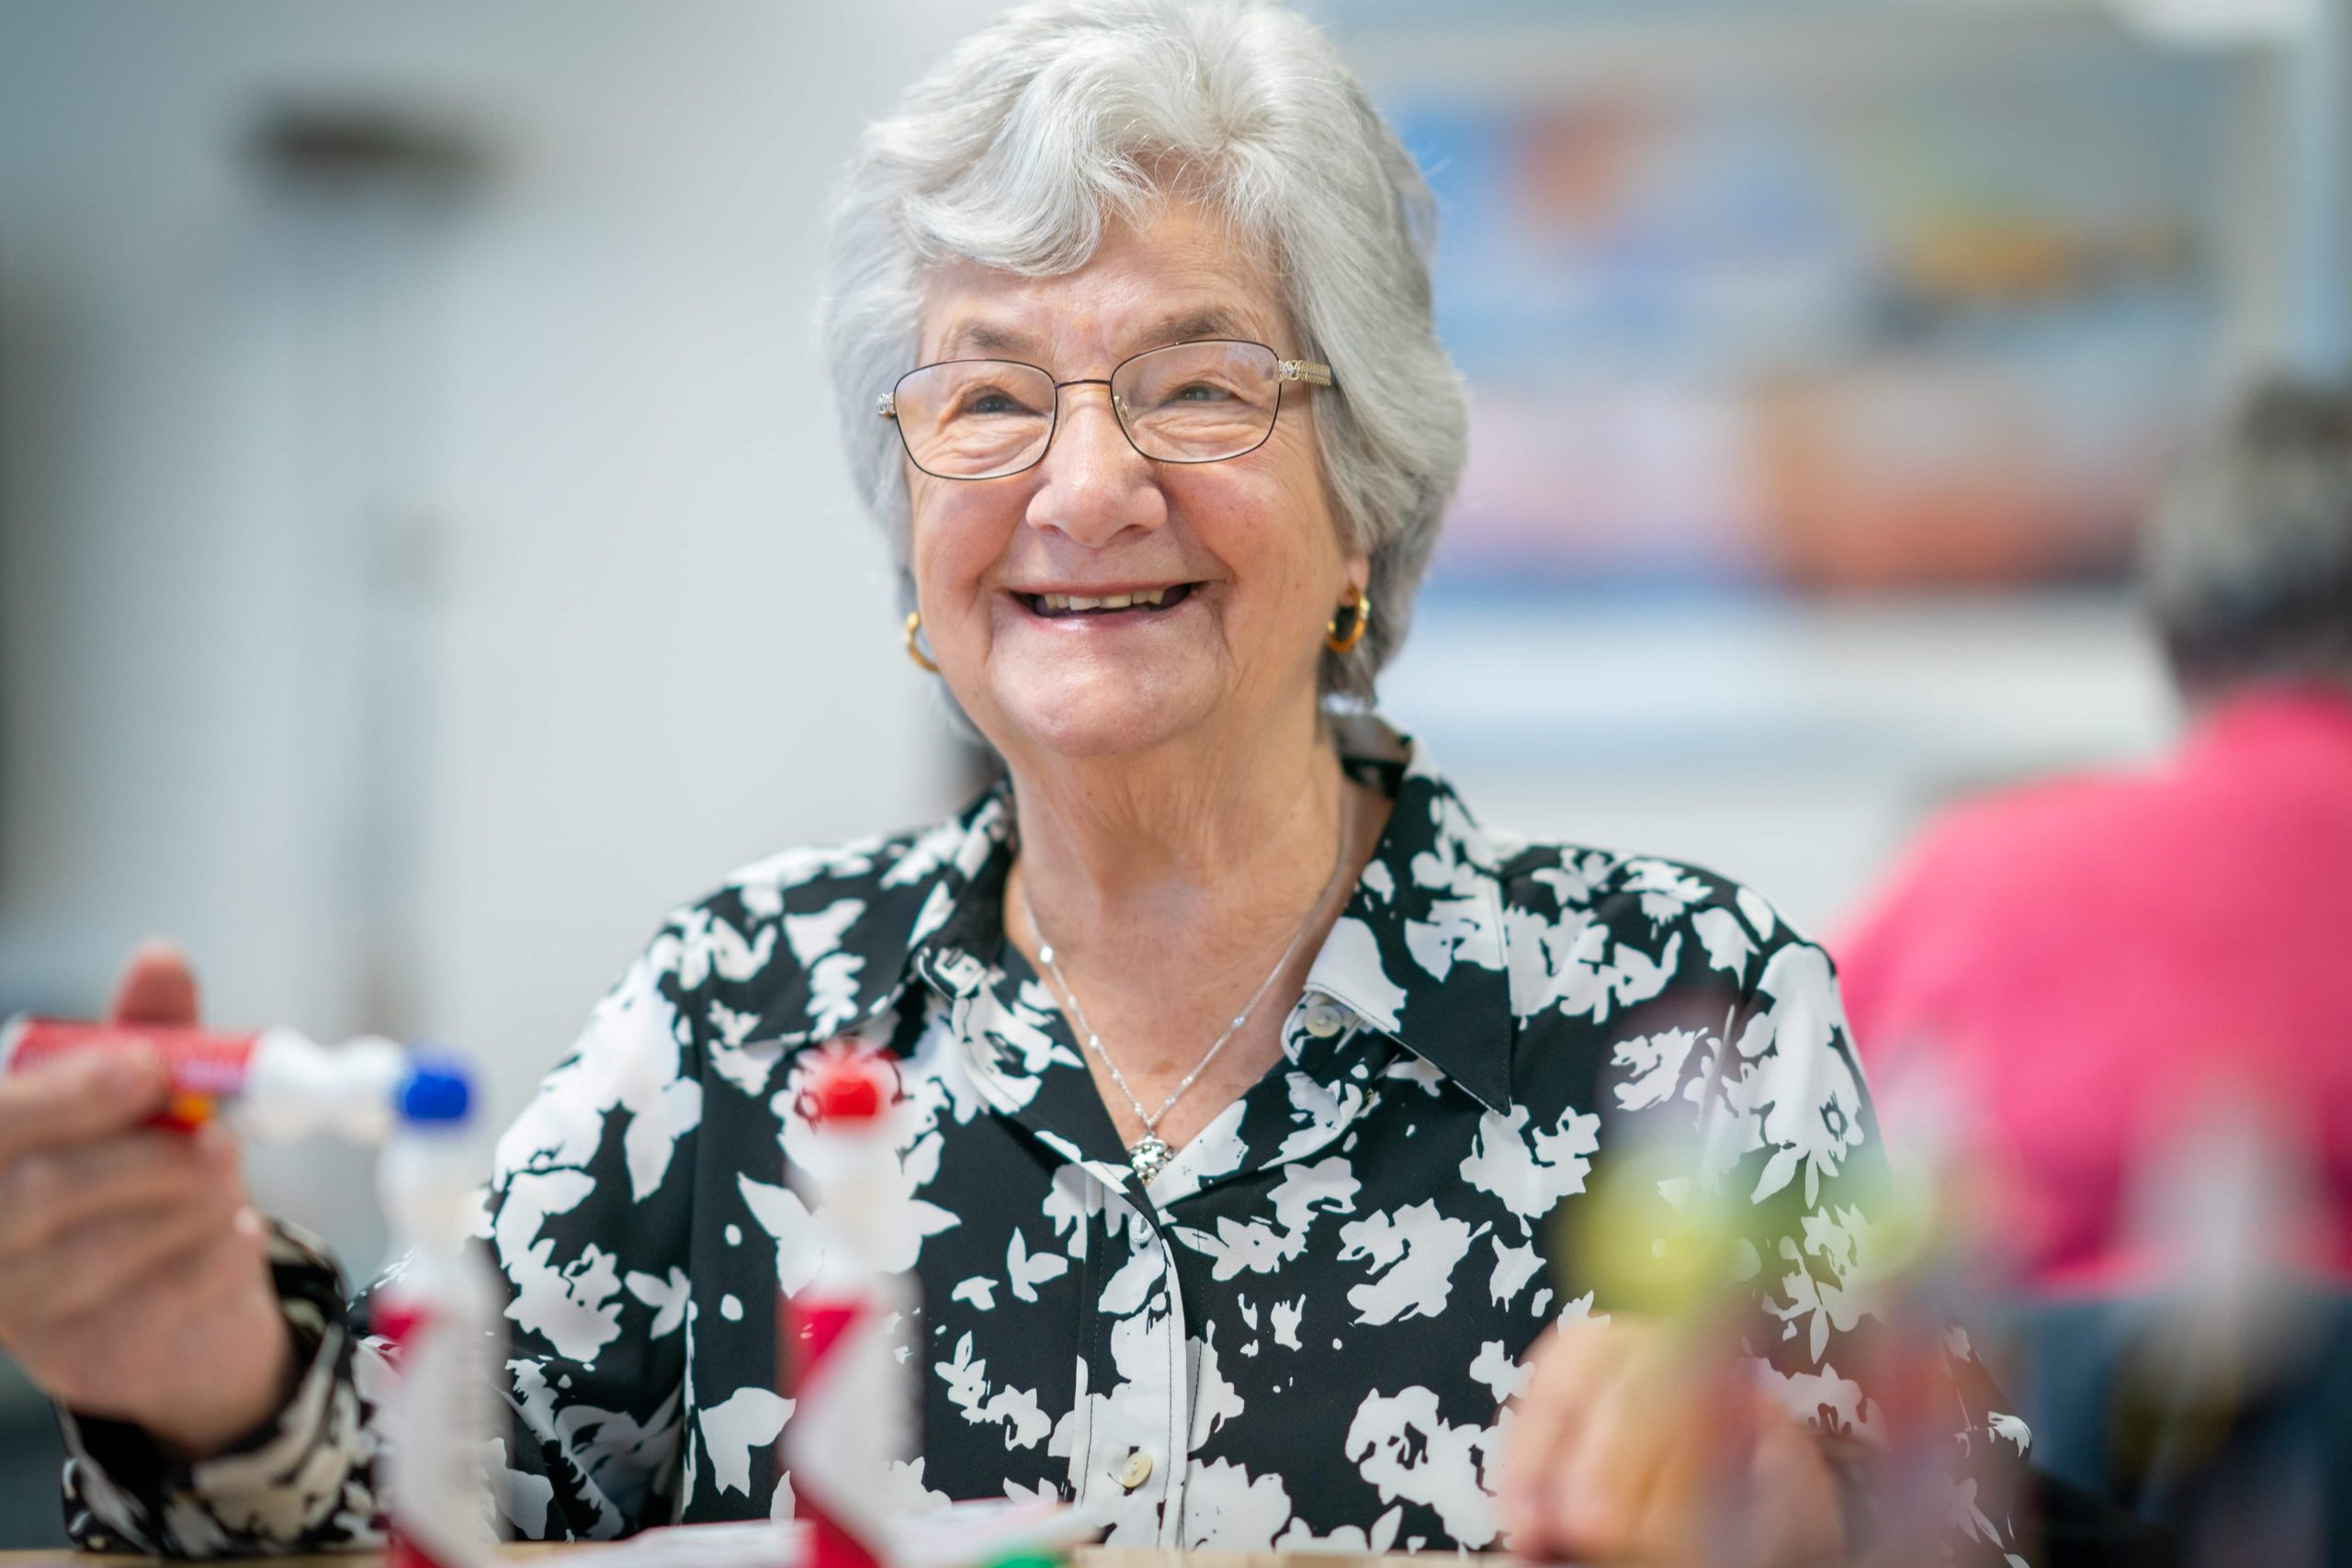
[1306,714,1515,1113]
[746,715,1516,1113]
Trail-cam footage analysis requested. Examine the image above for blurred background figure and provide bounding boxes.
[1839,378,2352,1293]
[1,0,2346,1551]
[1837,378,2352,1566]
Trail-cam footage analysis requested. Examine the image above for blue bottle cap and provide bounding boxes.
[398,1051,474,1124]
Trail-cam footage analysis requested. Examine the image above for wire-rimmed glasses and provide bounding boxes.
[877,338,1335,480]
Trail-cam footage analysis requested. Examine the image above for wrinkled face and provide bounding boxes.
[904,200,1364,766]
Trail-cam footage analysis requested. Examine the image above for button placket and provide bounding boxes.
[1073,1190,1191,1545]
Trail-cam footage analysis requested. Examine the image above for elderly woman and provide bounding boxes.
[0,1,2026,1562]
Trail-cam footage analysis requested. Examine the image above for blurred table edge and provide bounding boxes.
[0,1552,1484,1567]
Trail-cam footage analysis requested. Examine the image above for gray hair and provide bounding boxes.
[819,0,1466,703]
[2143,377,2352,691]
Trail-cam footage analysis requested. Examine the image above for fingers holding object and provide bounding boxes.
[1539,1337,1668,1557]
[6,1168,249,1333]
[0,1121,241,1258]
[1503,1317,1732,1563]
[0,1045,173,1165]
[6,1201,274,1423]
[1499,1318,1612,1550]
[1502,1320,1845,1568]
[106,939,203,1027]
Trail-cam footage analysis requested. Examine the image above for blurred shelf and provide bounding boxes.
[1380,587,2177,930]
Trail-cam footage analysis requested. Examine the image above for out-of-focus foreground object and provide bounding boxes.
[1,1014,409,1139]
[783,1046,917,1568]
[373,1056,501,1568]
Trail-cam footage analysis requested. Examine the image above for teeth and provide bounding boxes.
[1034,587,1171,613]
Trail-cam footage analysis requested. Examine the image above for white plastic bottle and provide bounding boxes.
[0,1015,409,1142]
[783,1047,920,1568]
[372,1055,502,1568]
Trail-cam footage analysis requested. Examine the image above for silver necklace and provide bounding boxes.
[1017,793,1355,1183]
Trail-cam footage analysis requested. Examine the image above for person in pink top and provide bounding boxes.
[1837,378,2352,1293]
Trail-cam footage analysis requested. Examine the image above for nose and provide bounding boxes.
[1026,382,1167,547]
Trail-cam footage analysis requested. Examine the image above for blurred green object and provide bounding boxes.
[1552,1134,1750,1322]
[979,1551,1064,1568]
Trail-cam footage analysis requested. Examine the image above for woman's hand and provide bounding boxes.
[1499,1316,1846,1567]
[0,943,295,1458]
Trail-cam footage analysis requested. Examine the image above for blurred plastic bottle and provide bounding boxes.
[784,1046,919,1568]
[372,1056,501,1568]
[0,1015,410,1140]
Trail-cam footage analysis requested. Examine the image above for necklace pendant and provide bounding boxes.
[1128,1134,1173,1183]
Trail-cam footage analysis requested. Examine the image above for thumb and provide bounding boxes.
[107,938,203,1026]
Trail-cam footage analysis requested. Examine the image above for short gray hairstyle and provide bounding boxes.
[820,0,1467,703]
[2143,377,2352,691]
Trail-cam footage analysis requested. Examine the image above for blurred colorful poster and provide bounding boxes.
[1377,32,2232,594]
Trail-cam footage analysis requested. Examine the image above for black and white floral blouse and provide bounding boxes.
[60,717,2029,1559]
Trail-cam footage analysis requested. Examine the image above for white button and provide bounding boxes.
[1303,999,1346,1038]
[1116,1450,1154,1490]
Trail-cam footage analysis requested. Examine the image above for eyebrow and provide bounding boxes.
[944,321,1038,359]
[1143,308,1253,345]
[937,307,1263,363]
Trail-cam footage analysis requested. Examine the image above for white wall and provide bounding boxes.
[0,0,1005,1258]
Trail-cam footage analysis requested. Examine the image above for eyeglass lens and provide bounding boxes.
[891,340,1286,479]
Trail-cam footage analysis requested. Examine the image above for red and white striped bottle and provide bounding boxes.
[782,1045,920,1568]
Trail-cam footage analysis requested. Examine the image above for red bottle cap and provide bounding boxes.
[800,1044,898,1124]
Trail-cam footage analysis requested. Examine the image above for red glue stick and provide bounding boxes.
[1,1015,410,1141]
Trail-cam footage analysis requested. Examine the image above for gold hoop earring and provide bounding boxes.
[1325,585,1370,655]
[903,610,940,674]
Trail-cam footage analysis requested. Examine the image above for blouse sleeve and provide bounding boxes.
[58,913,707,1552]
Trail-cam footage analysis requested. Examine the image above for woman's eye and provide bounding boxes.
[1171,380,1237,402]
[957,387,1032,417]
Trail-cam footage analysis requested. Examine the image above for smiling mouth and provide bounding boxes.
[1016,583,1197,619]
